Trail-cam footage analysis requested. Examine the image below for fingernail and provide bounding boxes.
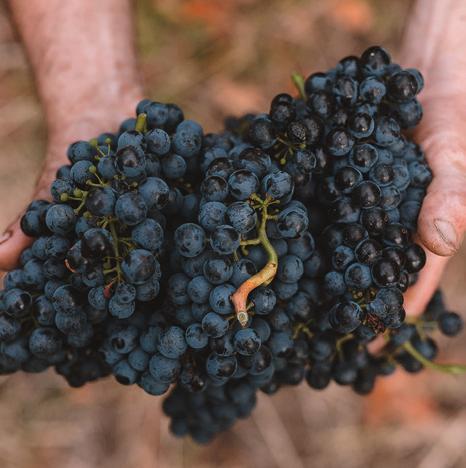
[0,230,12,245]
[434,218,460,253]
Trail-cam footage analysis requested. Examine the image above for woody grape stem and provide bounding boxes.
[231,196,278,327]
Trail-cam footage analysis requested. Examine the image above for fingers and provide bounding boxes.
[417,183,464,256]
[0,155,57,271]
[0,216,33,271]
[415,136,466,257]
[403,249,449,316]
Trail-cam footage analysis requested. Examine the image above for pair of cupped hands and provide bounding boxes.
[0,41,465,319]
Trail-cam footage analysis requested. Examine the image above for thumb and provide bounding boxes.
[417,182,465,256]
[416,142,466,257]
[0,216,33,271]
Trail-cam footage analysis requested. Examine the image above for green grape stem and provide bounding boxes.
[293,322,313,340]
[336,334,354,353]
[73,192,88,214]
[135,112,147,133]
[109,221,123,283]
[291,72,306,100]
[403,341,466,375]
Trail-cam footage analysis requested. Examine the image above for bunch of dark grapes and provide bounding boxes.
[156,158,315,440]
[0,46,464,445]
[157,46,464,441]
[0,101,190,386]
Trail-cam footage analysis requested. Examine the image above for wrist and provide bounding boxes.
[401,0,466,72]
[10,0,144,143]
[46,85,144,144]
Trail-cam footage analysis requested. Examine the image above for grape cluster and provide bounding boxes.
[163,375,259,444]
[253,46,434,388]
[154,163,316,440]
[0,46,465,445]
[0,102,187,386]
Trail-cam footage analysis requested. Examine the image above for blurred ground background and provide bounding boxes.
[0,1,465,467]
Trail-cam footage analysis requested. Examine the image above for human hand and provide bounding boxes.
[401,0,466,315]
[1,0,143,271]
